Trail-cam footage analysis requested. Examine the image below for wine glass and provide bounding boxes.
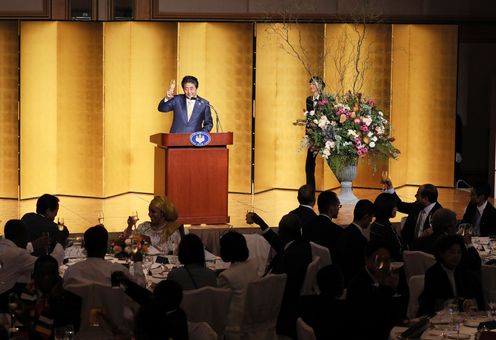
[54,327,66,340]
[57,217,65,231]
[64,324,75,339]
[130,211,139,228]
[8,293,19,335]
[97,211,104,225]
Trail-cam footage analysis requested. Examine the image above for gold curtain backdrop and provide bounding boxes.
[0,22,457,198]
[0,22,18,198]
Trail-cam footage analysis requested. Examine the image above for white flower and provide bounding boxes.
[369,142,376,148]
[318,116,330,129]
[124,238,132,245]
[371,136,378,142]
[347,129,358,137]
[362,117,372,126]
[343,141,352,146]
[367,132,373,137]
[309,110,315,116]
[325,141,335,149]
[375,126,384,135]
[304,111,308,117]
[313,119,319,124]
[378,111,383,116]
[330,121,337,126]
[322,148,331,159]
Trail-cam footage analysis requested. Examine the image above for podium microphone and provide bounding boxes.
[209,103,223,133]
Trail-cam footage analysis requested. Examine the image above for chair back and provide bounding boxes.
[310,242,332,267]
[239,273,287,339]
[300,256,321,295]
[66,283,131,339]
[407,274,425,319]
[188,321,218,340]
[482,265,496,308]
[181,287,231,337]
[296,317,316,340]
[243,233,271,276]
[403,251,435,283]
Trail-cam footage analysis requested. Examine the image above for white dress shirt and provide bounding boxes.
[0,238,64,294]
[416,202,437,237]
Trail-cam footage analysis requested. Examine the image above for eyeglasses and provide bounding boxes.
[337,204,342,209]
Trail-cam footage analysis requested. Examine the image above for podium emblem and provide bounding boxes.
[189,131,211,147]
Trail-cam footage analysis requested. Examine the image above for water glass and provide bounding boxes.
[64,324,74,339]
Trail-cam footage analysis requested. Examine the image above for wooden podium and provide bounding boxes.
[150,132,233,224]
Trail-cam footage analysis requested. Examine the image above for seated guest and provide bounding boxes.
[335,199,374,285]
[370,193,403,261]
[308,190,343,262]
[417,235,484,317]
[108,274,188,340]
[15,256,82,338]
[122,196,185,254]
[461,182,496,236]
[168,234,217,290]
[21,194,69,256]
[289,184,317,240]
[63,225,145,288]
[0,220,65,308]
[384,181,442,249]
[218,231,260,334]
[346,242,404,340]
[298,265,349,340]
[410,208,457,255]
[247,212,312,339]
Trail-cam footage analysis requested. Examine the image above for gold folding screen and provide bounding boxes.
[0,22,18,198]
[7,22,457,198]
[391,25,457,187]
[255,23,325,192]
[177,23,253,193]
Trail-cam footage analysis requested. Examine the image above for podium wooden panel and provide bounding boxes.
[150,132,233,224]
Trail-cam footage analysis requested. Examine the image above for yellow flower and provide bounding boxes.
[339,114,347,123]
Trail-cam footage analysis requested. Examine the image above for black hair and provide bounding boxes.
[33,255,59,276]
[178,234,205,266]
[316,265,345,298]
[419,184,438,203]
[434,234,466,262]
[309,76,325,89]
[353,199,375,221]
[84,225,109,257]
[181,75,199,89]
[297,184,315,206]
[153,280,183,311]
[4,219,26,241]
[431,208,457,235]
[373,193,397,220]
[278,213,302,243]
[473,182,492,200]
[36,194,59,214]
[220,231,249,263]
[317,190,339,214]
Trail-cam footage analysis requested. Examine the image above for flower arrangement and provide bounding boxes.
[305,91,400,176]
[110,231,148,257]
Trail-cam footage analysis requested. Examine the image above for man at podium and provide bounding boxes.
[158,75,213,133]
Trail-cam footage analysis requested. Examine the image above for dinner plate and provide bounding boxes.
[464,318,484,327]
[447,333,470,339]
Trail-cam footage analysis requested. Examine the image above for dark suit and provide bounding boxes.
[262,229,312,338]
[289,205,317,240]
[157,94,213,133]
[346,268,404,340]
[305,95,318,189]
[370,220,403,261]
[298,295,350,340]
[308,215,342,262]
[393,192,442,248]
[21,212,59,256]
[462,201,496,237]
[417,262,484,317]
[335,223,368,285]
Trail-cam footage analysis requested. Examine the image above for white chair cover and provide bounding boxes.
[181,287,232,338]
[66,283,134,339]
[300,256,321,296]
[403,251,435,283]
[243,234,271,276]
[310,242,332,267]
[188,321,218,340]
[407,274,425,318]
[239,273,287,340]
[296,317,316,340]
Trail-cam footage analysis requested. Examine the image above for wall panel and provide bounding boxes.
[178,22,252,193]
[0,22,18,198]
[256,23,325,192]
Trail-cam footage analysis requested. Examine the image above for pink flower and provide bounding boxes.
[354,118,361,124]
[318,100,328,105]
[367,98,376,107]
[354,137,361,144]
[360,125,369,132]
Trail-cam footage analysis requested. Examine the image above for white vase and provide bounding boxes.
[335,164,358,205]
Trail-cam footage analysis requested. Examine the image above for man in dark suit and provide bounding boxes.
[335,199,374,285]
[385,181,442,249]
[461,182,496,236]
[346,242,405,340]
[289,184,317,240]
[157,75,213,133]
[308,190,342,262]
[21,194,68,256]
[247,212,312,339]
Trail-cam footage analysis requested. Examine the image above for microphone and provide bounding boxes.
[209,103,223,133]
